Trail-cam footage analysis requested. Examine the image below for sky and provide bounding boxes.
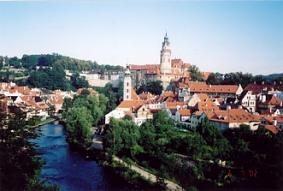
[0,1,282,75]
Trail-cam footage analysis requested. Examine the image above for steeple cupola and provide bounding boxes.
[160,33,172,74]
[123,65,132,101]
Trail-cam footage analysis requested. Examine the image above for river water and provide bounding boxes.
[33,123,131,191]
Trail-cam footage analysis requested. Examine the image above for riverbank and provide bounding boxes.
[34,123,136,191]
[27,117,57,128]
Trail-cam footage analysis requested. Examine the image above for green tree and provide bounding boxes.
[189,65,203,81]
[65,107,93,146]
[0,111,58,190]
[71,72,89,89]
[104,118,143,158]
[137,80,163,95]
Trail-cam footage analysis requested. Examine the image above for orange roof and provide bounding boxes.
[196,94,220,113]
[209,109,255,123]
[9,86,31,95]
[266,95,282,106]
[178,109,191,116]
[264,125,280,134]
[117,100,144,111]
[131,88,140,100]
[166,101,186,109]
[178,81,239,94]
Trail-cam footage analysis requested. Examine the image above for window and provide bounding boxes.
[127,82,129,86]
[127,89,129,93]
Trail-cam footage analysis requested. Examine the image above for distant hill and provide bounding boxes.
[262,73,283,82]
[0,54,124,73]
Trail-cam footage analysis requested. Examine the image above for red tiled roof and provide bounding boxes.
[166,101,186,109]
[117,100,144,111]
[209,109,256,123]
[245,84,283,94]
[264,125,281,134]
[265,95,282,106]
[178,81,239,94]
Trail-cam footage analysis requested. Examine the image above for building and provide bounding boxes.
[177,80,243,98]
[105,68,154,126]
[129,34,191,88]
[239,90,257,113]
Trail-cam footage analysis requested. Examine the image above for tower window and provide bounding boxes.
[127,82,129,86]
[127,89,129,93]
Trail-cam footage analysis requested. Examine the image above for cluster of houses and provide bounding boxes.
[106,68,283,134]
[0,82,74,119]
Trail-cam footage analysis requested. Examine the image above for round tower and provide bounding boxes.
[160,33,172,74]
[123,66,132,101]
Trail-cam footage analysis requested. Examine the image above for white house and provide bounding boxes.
[239,90,256,113]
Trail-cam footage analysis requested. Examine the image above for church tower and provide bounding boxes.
[123,66,132,101]
[160,33,172,74]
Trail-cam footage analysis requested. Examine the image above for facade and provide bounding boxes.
[177,80,243,98]
[239,90,256,113]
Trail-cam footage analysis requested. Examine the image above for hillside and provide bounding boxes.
[0,54,124,73]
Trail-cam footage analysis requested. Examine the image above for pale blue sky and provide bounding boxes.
[0,1,282,74]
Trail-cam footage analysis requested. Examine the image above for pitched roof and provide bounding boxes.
[166,101,186,109]
[245,84,283,94]
[131,88,140,100]
[265,95,282,106]
[117,100,144,111]
[209,109,256,123]
[264,125,281,134]
[178,81,239,94]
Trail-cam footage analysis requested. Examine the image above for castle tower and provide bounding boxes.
[160,33,172,74]
[123,66,132,101]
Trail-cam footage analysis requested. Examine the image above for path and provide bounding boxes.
[113,156,184,191]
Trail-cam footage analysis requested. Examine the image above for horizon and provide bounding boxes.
[0,1,282,75]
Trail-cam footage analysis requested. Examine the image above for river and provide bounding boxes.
[33,123,132,191]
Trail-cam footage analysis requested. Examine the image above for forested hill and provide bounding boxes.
[0,54,124,91]
[0,54,124,72]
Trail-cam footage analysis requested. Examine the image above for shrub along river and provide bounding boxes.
[33,123,132,191]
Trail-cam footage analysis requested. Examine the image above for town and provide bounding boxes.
[1,1,282,191]
[2,34,282,135]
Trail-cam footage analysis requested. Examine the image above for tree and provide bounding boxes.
[206,72,224,85]
[71,72,89,89]
[137,80,163,95]
[0,111,58,190]
[188,65,203,81]
[65,107,94,146]
[104,118,143,158]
